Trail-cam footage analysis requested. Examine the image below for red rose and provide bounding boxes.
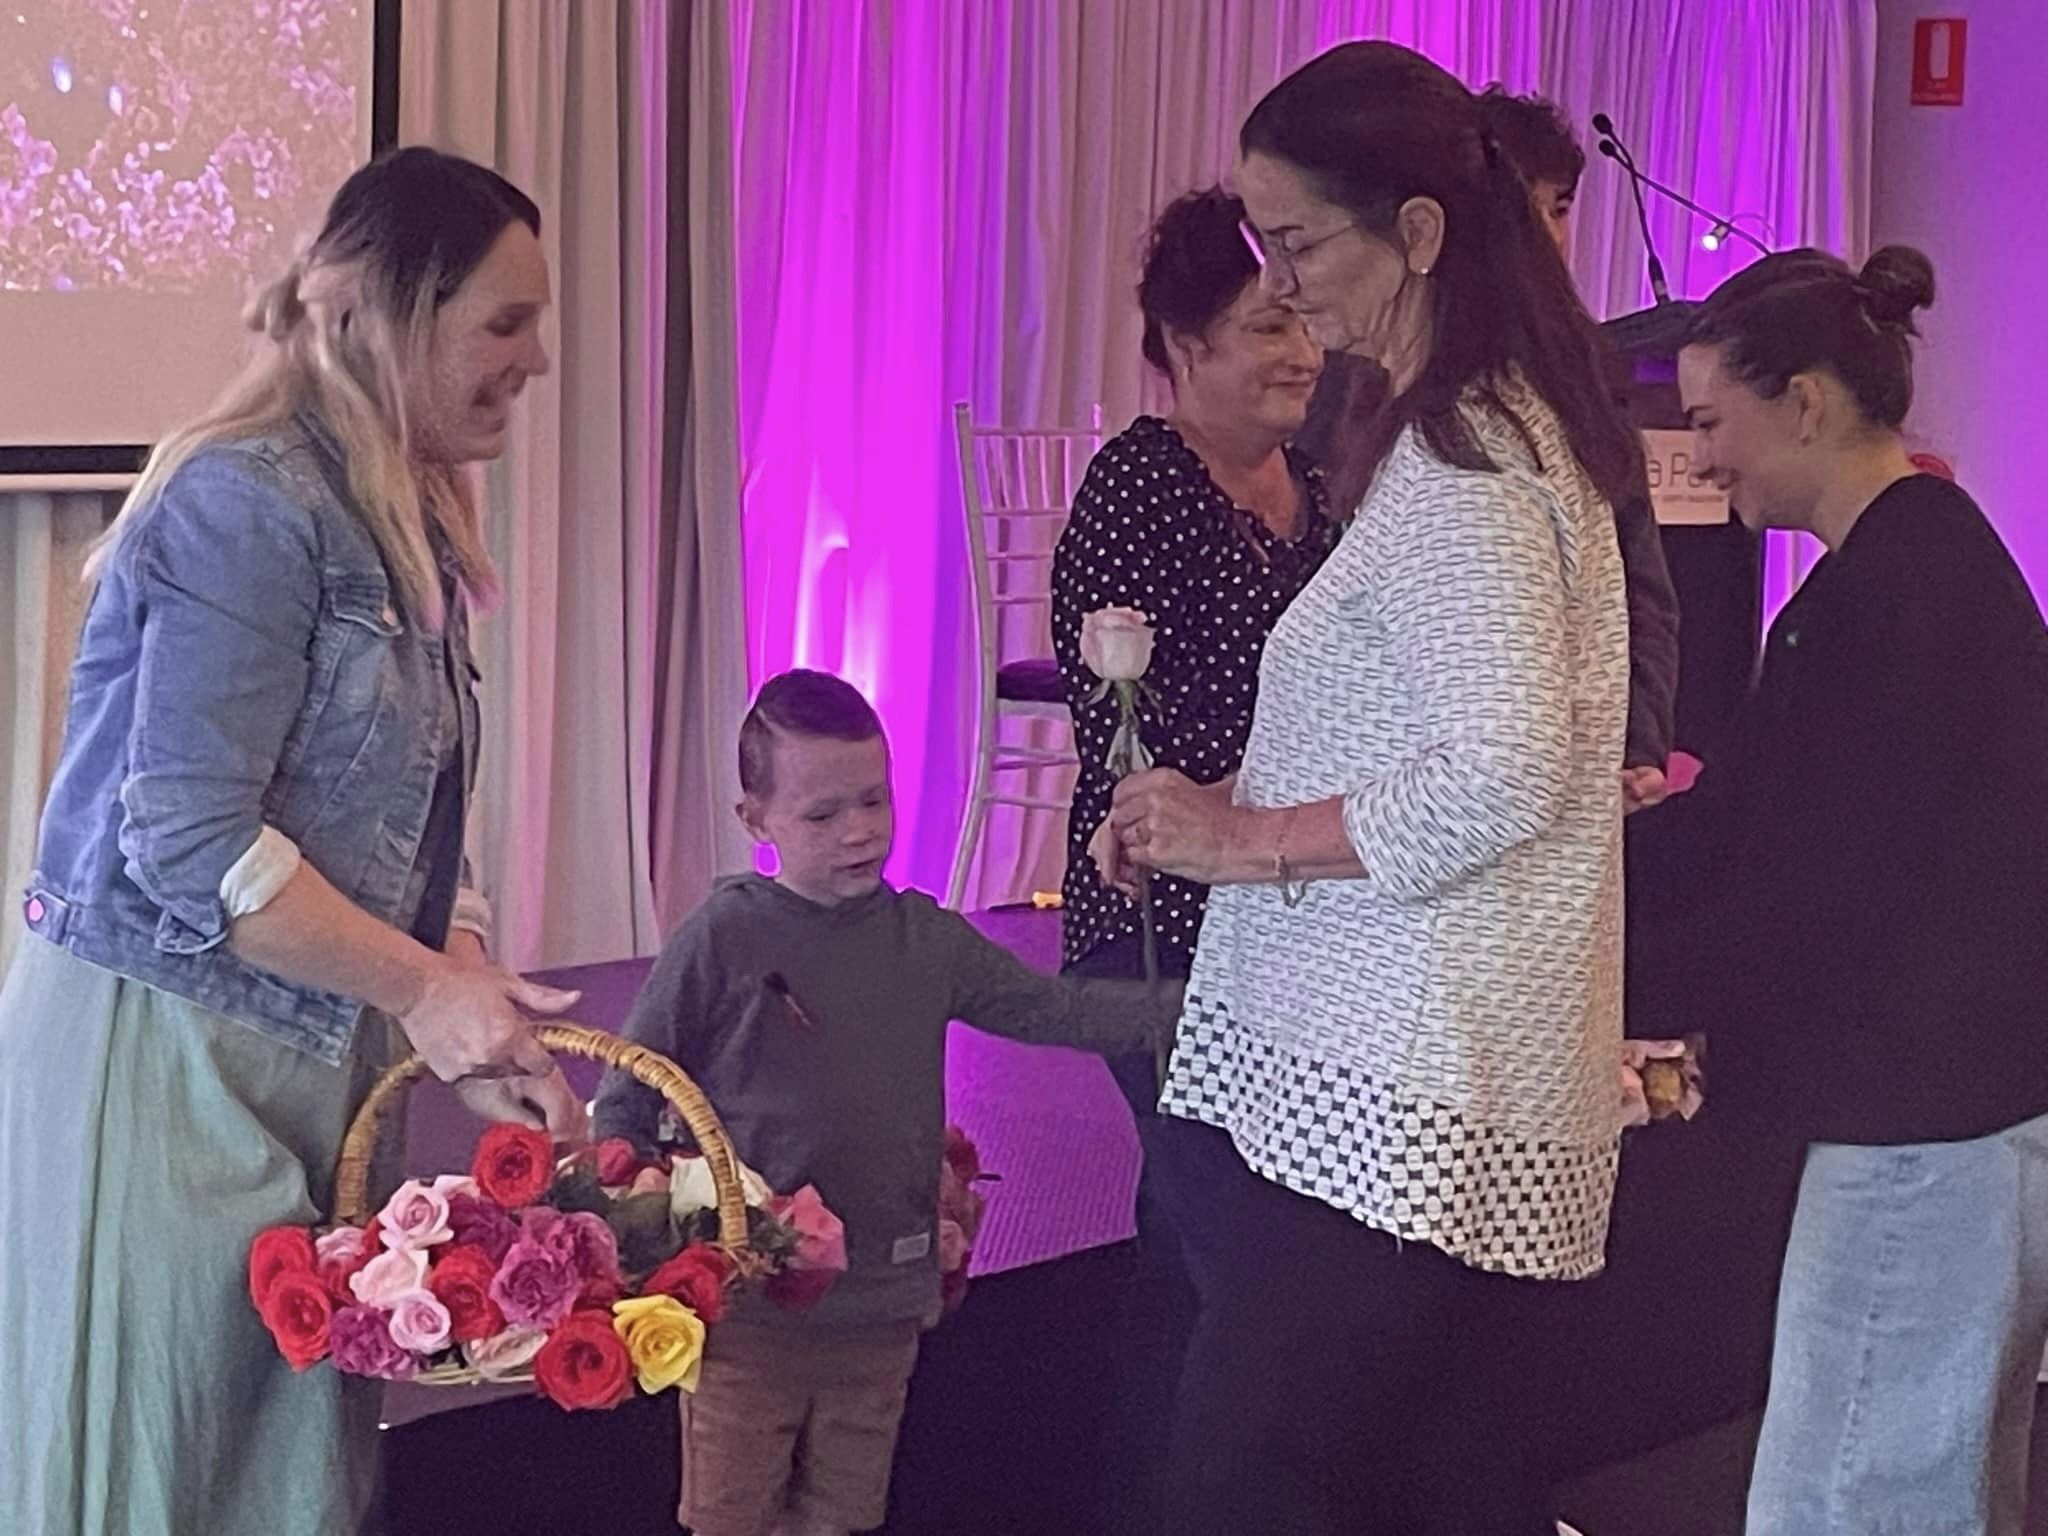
[317,1220,384,1304]
[427,1244,507,1344]
[766,1266,838,1312]
[643,1243,734,1324]
[578,1272,626,1311]
[248,1225,317,1309]
[259,1269,336,1371]
[533,1311,634,1411]
[593,1137,646,1186]
[472,1123,555,1209]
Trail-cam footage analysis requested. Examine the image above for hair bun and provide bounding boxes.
[1855,245,1935,330]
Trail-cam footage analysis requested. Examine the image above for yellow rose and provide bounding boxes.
[611,1294,707,1394]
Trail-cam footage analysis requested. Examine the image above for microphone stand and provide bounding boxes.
[1592,116,1670,305]
[1603,156,1773,257]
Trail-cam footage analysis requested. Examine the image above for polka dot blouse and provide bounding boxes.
[1051,416,1336,976]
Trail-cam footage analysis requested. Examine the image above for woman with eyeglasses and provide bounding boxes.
[1109,43,1641,1533]
[1050,184,1336,1534]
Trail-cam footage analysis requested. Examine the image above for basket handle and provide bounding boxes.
[331,1023,751,1253]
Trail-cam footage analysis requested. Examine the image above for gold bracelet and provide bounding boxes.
[1274,807,1309,909]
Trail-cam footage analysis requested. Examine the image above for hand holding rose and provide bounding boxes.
[1110,768,1245,885]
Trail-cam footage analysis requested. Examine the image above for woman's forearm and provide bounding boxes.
[228,859,449,1016]
[1212,798,1365,885]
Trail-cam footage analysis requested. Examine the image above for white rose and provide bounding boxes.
[1079,606,1155,682]
[463,1325,548,1381]
[669,1151,774,1223]
[349,1245,430,1308]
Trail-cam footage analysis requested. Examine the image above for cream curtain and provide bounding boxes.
[0,492,105,976]
[399,0,752,970]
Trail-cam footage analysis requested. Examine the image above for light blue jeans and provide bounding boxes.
[1747,1109,2048,1536]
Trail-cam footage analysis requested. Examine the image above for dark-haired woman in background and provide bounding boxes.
[1109,42,1641,1534]
[1050,185,1334,1532]
[1675,246,2048,1536]
[1053,186,1332,1096]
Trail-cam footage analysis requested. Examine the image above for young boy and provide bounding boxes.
[593,669,1171,1536]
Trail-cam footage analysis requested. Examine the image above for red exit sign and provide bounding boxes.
[1912,18,1967,106]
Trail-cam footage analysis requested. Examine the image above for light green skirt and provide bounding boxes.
[0,937,394,1536]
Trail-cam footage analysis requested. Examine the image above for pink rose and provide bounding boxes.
[462,1325,548,1381]
[488,1239,580,1330]
[767,1185,848,1274]
[386,1288,454,1355]
[377,1179,455,1251]
[350,1246,430,1308]
[315,1225,369,1268]
[628,1165,672,1196]
[329,1305,419,1381]
[431,1174,480,1202]
[593,1138,646,1186]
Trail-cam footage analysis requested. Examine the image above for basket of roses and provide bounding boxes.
[246,1024,846,1411]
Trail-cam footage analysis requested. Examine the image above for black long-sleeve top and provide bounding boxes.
[1653,474,2048,1145]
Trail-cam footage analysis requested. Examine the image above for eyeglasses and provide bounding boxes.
[1238,218,1359,283]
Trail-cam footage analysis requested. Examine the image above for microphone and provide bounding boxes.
[1593,119,1671,306]
[1599,143,1773,258]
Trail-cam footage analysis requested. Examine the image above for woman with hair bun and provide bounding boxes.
[1678,244,2048,1535]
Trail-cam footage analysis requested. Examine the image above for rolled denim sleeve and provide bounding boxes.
[116,449,321,951]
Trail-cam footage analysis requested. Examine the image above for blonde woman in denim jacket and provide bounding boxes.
[0,149,584,1536]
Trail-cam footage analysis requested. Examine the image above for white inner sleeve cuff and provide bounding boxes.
[450,887,493,941]
[219,825,304,919]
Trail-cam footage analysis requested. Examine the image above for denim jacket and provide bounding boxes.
[21,413,482,1064]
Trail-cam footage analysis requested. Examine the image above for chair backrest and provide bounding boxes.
[953,401,1105,687]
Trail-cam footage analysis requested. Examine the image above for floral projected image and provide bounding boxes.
[0,0,364,293]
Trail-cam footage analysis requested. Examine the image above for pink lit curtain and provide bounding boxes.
[399,1,753,969]
[724,0,1877,904]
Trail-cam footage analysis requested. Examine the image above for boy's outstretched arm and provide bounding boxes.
[934,907,1181,1058]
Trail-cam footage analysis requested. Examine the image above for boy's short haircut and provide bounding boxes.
[738,669,886,799]
[1476,85,1586,198]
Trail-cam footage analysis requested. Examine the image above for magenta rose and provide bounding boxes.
[447,1192,519,1265]
[520,1208,622,1286]
[488,1238,580,1330]
[329,1305,420,1381]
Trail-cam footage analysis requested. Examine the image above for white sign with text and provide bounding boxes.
[1643,429,1730,525]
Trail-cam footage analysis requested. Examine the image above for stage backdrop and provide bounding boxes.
[0,1,1879,972]
[725,0,1877,906]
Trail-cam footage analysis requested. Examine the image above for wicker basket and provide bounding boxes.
[331,1022,753,1388]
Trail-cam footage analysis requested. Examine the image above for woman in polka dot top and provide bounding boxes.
[1051,187,1335,1052]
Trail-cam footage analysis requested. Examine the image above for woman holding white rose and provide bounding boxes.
[1050,185,1334,1535]
[1111,45,1640,1534]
